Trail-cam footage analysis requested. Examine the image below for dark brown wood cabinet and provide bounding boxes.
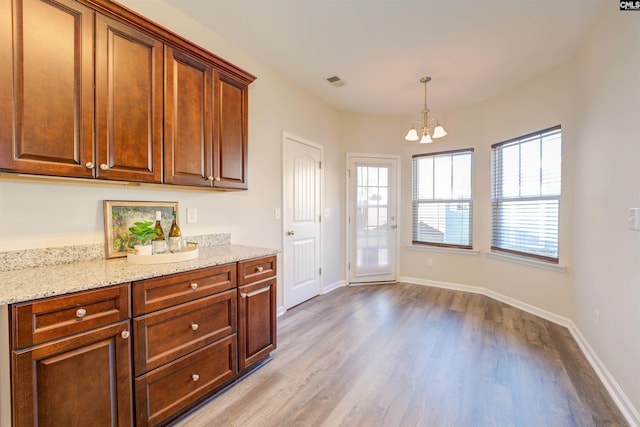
[8,258,275,426]
[0,0,255,188]
[164,47,214,187]
[0,0,95,179]
[164,51,250,189]
[10,284,133,427]
[132,264,239,426]
[95,13,164,183]
[237,256,277,371]
[214,72,249,190]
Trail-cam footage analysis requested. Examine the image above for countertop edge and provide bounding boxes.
[0,244,279,305]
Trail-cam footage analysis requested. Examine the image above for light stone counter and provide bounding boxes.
[0,244,278,305]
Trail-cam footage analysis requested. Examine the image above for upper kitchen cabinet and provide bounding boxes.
[214,72,249,190]
[0,0,95,178]
[164,47,214,187]
[164,53,250,190]
[0,0,255,188]
[95,13,164,183]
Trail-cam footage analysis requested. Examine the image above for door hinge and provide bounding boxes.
[318,161,322,169]
[319,268,322,275]
[348,262,351,270]
[319,214,322,223]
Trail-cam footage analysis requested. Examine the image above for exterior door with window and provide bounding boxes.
[348,156,398,283]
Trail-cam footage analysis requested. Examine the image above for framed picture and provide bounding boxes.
[103,200,178,259]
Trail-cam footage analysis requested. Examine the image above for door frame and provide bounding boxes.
[345,153,401,284]
[282,131,324,311]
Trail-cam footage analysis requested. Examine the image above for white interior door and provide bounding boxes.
[284,134,322,309]
[348,155,398,283]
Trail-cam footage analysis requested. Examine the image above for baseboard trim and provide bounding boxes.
[399,276,640,427]
[323,280,346,294]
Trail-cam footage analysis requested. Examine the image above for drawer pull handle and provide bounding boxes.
[76,308,87,318]
[121,330,130,339]
[192,374,200,382]
[190,283,198,290]
[241,286,271,299]
[191,322,199,331]
[256,266,264,272]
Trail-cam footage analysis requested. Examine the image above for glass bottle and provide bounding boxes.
[168,211,182,253]
[152,211,166,254]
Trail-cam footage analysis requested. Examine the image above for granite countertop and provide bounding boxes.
[0,244,278,305]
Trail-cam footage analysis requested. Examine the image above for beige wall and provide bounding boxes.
[574,5,640,413]
[341,61,577,318]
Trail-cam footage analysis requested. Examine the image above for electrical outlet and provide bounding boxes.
[274,208,281,220]
[594,309,600,328]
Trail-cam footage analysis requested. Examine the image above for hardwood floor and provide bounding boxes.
[173,283,628,427]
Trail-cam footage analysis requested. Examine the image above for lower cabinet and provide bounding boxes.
[237,256,277,371]
[134,335,237,426]
[10,284,133,427]
[9,256,277,426]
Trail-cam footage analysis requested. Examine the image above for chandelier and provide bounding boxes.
[404,76,447,143]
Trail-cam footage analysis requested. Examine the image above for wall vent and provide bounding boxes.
[326,75,346,87]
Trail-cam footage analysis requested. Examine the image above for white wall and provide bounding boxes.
[574,5,640,414]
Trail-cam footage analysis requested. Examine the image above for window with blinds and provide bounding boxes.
[491,125,561,262]
[412,149,473,248]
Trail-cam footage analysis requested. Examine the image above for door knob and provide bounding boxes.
[287,230,295,236]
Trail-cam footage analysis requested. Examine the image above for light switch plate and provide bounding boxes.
[629,208,639,231]
[187,208,197,224]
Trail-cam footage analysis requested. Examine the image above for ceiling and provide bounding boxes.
[165,0,606,116]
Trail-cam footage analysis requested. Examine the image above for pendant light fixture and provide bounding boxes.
[404,76,447,143]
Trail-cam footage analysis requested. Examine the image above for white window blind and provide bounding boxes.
[491,125,561,262]
[412,149,473,248]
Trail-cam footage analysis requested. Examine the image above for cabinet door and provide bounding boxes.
[213,72,248,189]
[164,47,214,187]
[0,0,94,178]
[12,320,133,427]
[95,14,163,183]
[237,278,276,371]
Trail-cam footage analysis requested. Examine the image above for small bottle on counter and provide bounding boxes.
[169,211,182,253]
[152,211,166,254]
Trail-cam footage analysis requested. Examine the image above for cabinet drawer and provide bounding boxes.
[133,289,236,375]
[135,335,237,427]
[237,256,276,285]
[132,263,235,315]
[11,284,130,350]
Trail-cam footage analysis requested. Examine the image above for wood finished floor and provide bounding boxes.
[173,283,628,427]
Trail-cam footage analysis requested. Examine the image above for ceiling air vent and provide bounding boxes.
[326,75,346,87]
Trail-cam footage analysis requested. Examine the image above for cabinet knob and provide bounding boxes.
[215,177,221,182]
[191,374,200,382]
[99,163,109,170]
[121,330,130,339]
[240,292,247,299]
[75,308,87,318]
[85,162,94,169]
[207,176,214,181]
[190,322,199,331]
[190,282,198,290]
[287,230,295,236]
[257,266,264,273]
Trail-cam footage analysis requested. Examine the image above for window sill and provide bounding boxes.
[485,251,566,273]
[407,245,480,256]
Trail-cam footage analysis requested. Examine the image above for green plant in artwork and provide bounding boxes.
[128,221,159,246]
